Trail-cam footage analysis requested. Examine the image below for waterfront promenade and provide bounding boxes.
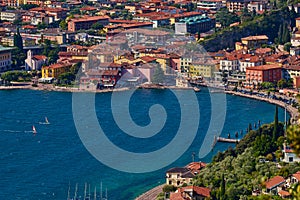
[135,184,164,200]
[225,90,299,123]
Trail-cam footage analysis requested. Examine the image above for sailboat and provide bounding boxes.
[39,117,50,125]
[32,125,37,135]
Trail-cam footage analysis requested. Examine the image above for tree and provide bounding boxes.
[42,39,52,57]
[273,106,279,142]
[277,79,288,89]
[219,173,226,200]
[91,22,104,30]
[20,4,38,10]
[284,42,292,52]
[216,8,240,28]
[59,20,67,30]
[13,28,23,50]
[152,66,164,84]
[57,72,75,85]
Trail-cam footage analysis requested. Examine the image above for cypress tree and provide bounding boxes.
[13,27,23,50]
[273,105,279,142]
[278,24,283,44]
[248,123,252,131]
[220,174,226,199]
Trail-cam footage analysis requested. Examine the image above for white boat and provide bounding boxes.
[39,117,50,124]
[32,125,37,135]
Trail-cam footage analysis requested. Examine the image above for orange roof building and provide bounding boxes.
[246,64,282,85]
[68,15,110,32]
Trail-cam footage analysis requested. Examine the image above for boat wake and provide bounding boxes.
[3,130,22,133]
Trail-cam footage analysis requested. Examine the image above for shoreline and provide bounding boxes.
[0,84,195,93]
[135,184,165,200]
[225,90,299,123]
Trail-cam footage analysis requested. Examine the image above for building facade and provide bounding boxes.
[0,45,12,72]
[245,64,282,84]
[68,16,110,32]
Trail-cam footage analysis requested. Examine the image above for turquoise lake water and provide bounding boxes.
[0,88,287,199]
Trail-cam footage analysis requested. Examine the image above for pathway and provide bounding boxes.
[135,184,164,200]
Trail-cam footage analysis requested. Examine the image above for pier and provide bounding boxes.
[217,137,240,143]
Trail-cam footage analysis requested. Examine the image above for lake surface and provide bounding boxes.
[0,88,287,200]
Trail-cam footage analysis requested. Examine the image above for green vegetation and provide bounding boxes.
[20,4,38,10]
[201,7,295,51]
[1,71,32,83]
[215,8,240,28]
[192,105,300,199]
[41,39,59,64]
[12,28,26,68]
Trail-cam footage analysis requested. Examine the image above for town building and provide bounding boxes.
[245,64,282,85]
[226,0,251,12]
[170,186,211,200]
[264,176,286,195]
[166,167,195,187]
[25,50,47,71]
[42,62,73,78]
[175,15,215,34]
[68,16,110,32]
[196,0,225,10]
[0,10,24,22]
[247,0,268,13]
[188,62,215,79]
[238,35,269,50]
[0,45,12,72]
[282,143,300,162]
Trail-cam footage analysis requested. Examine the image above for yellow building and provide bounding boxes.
[241,35,268,50]
[188,63,215,78]
[42,63,72,78]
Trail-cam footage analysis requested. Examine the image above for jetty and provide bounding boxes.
[217,137,240,143]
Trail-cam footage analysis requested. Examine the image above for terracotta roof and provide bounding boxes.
[70,15,110,23]
[246,64,281,71]
[265,176,285,189]
[33,55,47,60]
[278,190,290,197]
[102,70,119,76]
[177,186,210,197]
[242,35,268,41]
[80,6,97,11]
[185,162,206,171]
[170,192,184,200]
[293,171,300,181]
[140,56,157,63]
[255,48,272,54]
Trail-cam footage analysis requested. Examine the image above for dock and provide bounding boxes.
[217,137,240,143]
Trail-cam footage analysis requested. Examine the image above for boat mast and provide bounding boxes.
[74,183,78,200]
[94,186,97,200]
[100,182,103,200]
[67,182,70,200]
[88,184,91,200]
[84,182,87,200]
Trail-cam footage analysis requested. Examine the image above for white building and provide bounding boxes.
[197,0,225,10]
[282,144,300,163]
[0,10,23,22]
[25,50,48,71]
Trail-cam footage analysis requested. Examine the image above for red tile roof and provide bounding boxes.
[265,176,285,189]
[246,64,281,71]
[293,171,300,181]
[278,190,290,197]
[33,55,47,60]
[70,15,110,23]
[241,35,268,41]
